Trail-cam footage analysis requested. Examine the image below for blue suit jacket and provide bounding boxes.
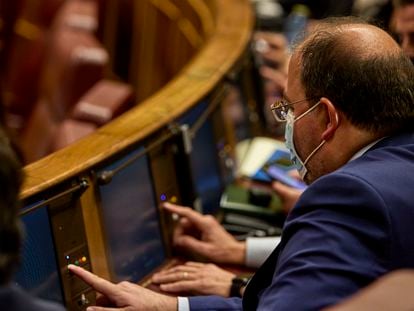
[0,285,64,311]
[189,132,414,310]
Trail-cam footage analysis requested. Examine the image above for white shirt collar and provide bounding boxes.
[349,137,386,162]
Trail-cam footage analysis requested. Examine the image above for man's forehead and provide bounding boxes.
[286,52,304,97]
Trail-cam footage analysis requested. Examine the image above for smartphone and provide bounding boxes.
[265,165,307,190]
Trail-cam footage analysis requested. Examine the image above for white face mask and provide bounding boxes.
[284,102,326,180]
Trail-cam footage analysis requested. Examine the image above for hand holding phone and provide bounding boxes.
[265,165,307,190]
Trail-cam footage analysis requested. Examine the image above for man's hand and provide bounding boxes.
[164,203,246,265]
[254,32,290,94]
[254,32,289,68]
[68,265,177,311]
[152,261,235,297]
[271,170,303,213]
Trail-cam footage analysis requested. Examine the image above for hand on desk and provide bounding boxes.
[68,264,177,311]
[163,203,246,265]
[152,261,235,297]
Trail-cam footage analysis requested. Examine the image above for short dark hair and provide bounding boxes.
[0,127,23,285]
[299,18,414,135]
[393,0,414,8]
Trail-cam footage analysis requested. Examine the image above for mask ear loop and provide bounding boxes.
[303,107,339,167]
[294,101,321,122]
[303,139,326,166]
[290,101,324,167]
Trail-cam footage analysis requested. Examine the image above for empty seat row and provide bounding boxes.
[2,0,136,163]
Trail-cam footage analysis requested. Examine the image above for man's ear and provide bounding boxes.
[319,97,339,141]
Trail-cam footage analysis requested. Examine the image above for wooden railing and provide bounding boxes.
[21,0,254,199]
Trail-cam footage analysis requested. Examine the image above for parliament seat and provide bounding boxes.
[40,29,108,121]
[71,79,134,126]
[3,29,47,124]
[19,0,65,28]
[52,0,98,33]
[1,0,65,135]
[19,99,58,163]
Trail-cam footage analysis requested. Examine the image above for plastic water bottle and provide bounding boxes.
[284,4,310,51]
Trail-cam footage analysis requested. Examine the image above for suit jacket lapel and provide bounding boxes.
[242,244,281,310]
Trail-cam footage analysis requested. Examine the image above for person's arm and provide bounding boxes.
[189,296,242,310]
[254,31,290,94]
[179,296,243,311]
[68,265,178,311]
[163,180,302,267]
[68,264,243,311]
[251,173,391,310]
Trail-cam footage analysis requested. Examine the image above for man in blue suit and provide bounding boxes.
[69,17,414,310]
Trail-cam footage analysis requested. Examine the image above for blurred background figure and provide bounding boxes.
[250,0,396,136]
[250,0,355,136]
[0,124,64,310]
[390,0,414,62]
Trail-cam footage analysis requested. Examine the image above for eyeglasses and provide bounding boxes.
[270,97,315,122]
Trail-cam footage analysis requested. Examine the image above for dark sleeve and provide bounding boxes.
[0,285,65,311]
[257,172,391,311]
[189,296,242,311]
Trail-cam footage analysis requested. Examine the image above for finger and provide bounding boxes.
[260,67,287,90]
[178,217,194,230]
[185,261,205,268]
[161,265,199,274]
[254,32,286,48]
[174,236,211,256]
[152,273,178,284]
[152,273,177,284]
[172,217,195,244]
[163,203,210,230]
[68,265,118,298]
[287,169,301,180]
[159,280,198,293]
[262,49,287,65]
[152,271,194,284]
[87,307,124,311]
[272,181,302,199]
[95,294,113,307]
[152,265,198,280]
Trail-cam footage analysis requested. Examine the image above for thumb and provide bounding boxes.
[87,307,126,311]
[272,181,302,213]
[175,235,211,258]
[272,181,299,199]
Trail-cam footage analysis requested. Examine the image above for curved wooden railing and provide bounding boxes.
[21,0,254,199]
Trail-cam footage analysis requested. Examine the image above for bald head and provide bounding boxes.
[340,24,400,56]
[302,21,401,60]
[292,17,414,136]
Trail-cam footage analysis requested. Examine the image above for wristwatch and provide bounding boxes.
[230,275,251,297]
